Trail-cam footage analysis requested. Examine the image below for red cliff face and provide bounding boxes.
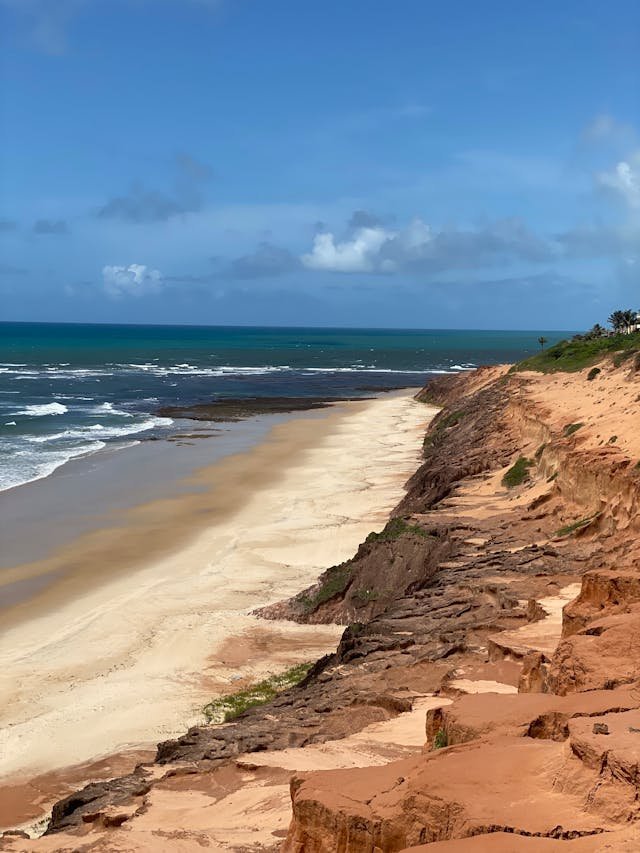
[6,359,640,852]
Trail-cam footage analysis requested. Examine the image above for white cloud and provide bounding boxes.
[302,226,393,273]
[300,215,553,275]
[598,154,640,210]
[102,263,162,297]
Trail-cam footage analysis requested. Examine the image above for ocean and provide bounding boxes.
[0,322,570,493]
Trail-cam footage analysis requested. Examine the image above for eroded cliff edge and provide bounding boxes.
[4,357,640,852]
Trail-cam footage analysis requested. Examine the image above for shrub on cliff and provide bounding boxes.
[502,456,533,488]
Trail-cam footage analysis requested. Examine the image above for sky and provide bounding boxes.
[0,0,639,329]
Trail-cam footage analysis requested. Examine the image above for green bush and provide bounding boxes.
[587,367,601,381]
[502,456,534,488]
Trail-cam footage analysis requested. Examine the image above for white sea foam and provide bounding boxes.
[0,441,107,493]
[16,402,68,417]
[92,402,134,417]
[26,417,173,444]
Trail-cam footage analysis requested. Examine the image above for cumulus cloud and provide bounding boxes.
[102,263,163,297]
[96,153,212,224]
[303,226,391,273]
[598,154,640,210]
[33,218,69,235]
[301,214,555,275]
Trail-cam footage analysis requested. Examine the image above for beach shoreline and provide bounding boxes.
[0,390,435,827]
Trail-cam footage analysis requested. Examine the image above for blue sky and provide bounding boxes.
[1,0,639,329]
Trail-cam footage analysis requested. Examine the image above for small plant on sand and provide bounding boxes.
[502,456,534,488]
[608,435,618,444]
[534,443,547,461]
[563,422,583,437]
[203,662,312,723]
[587,367,601,381]
[555,513,600,538]
[433,729,448,749]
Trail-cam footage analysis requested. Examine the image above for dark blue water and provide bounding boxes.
[0,322,571,491]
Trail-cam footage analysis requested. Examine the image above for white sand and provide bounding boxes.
[0,393,436,780]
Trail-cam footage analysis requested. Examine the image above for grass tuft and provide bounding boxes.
[534,443,547,461]
[563,422,584,438]
[502,456,534,488]
[433,729,448,749]
[203,663,312,724]
[587,367,601,381]
[555,514,600,538]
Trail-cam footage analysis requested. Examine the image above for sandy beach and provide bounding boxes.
[0,391,434,799]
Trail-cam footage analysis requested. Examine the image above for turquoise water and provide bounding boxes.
[0,322,571,492]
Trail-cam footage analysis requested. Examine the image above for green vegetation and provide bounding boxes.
[547,472,558,482]
[512,330,640,374]
[563,422,583,437]
[300,562,353,611]
[433,729,449,749]
[352,587,380,604]
[608,435,618,444]
[587,367,601,381]
[613,349,638,368]
[534,443,547,460]
[203,662,312,724]
[555,514,600,538]
[502,456,534,488]
[365,517,432,544]
[423,409,465,453]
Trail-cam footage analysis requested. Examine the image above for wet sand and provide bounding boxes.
[0,391,435,795]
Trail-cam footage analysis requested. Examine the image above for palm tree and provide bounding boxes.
[622,309,638,333]
[590,323,605,338]
[608,310,626,333]
[538,336,548,350]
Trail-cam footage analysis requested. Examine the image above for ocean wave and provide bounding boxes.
[16,402,68,417]
[25,416,173,444]
[0,441,107,493]
[91,401,134,417]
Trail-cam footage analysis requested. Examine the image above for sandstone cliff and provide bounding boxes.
[3,355,640,852]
